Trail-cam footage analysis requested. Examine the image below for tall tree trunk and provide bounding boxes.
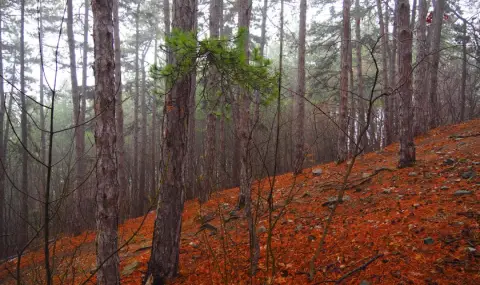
[139,44,150,213]
[459,21,467,122]
[294,0,306,174]
[185,3,197,201]
[398,0,415,168]
[67,0,85,233]
[414,0,428,134]
[132,2,141,216]
[411,0,417,28]
[144,0,196,282]
[355,0,367,151]
[19,0,29,249]
[92,0,120,283]
[151,8,160,199]
[376,0,392,146]
[202,0,222,202]
[428,0,445,128]
[113,0,127,220]
[0,6,5,256]
[337,0,350,162]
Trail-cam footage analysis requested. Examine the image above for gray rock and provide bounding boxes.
[383,188,392,194]
[121,261,140,276]
[440,186,449,191]
[454,190,473,196]
[362,172,372,178]
[257,225,267,234]
[312,168,323,176]
[443,158,455,165]
[295,224,303,232]
[360,281,371,285]
[408,172,418,177]
[424,237,434,245]
[461,170,476,179]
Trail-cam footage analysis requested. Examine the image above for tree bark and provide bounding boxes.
[414,0,428,134]
[428,0,445,128]
[144,0,196,282]
[337,0,350,162]
[398,0,415,168]
[459,21,467,122]
[355,0,366,151]
[139,44,150,213]
[0,6,5,256]
[294,0,306,174]
[20,0,29,249]
[113,0,127,220]
[132,2,141,216]
[67,0,85,233]
[92,0,120,283]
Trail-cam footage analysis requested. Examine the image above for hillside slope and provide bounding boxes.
[1,120,479,284]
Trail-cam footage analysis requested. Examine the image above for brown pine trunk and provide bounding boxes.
[139,45,150,213]
[80,0,89,223]
[428,0,445,128]
[144,0,196,282]
[337,0,350,162]
[294,0,306,174]
[414,0,428,135]
[113,0,127,219]
[0,7,5,256]
[92,0,120,283]
[398,0,415,168]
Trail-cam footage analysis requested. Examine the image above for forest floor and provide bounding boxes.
[1,120,479,285]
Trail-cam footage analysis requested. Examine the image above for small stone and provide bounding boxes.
[312,168,323,176]
[424,237,434,245]
[308,235,316,241]
[362,172,372,178]
[189,242,199,248]
[467,247,476,253]
[383,188,392,194]
[257,225,267,234]
[121,261,140,276]
[295,224,303,232]
[440,186,449,191]
[408,172,418,177]
[473,161,480,166]
[454,190,473,196]
[360,281,371,285]
[443,158,455,165]
[302,191,311,198]
[461,170,476,179]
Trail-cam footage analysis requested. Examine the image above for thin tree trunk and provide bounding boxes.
[139,44,150,213]
[414,0,428,134]
[459,21,467,122]
[19,0,29,249]
[151,10,160,199]
[113,0,127,220]
[378,0,392,146]
[92,0,120,283]
[202,0,222,202]
[132,2,141,216]
[411,0,417,29]
[398,0,415,168]
[355,0,367,151]
[428,0,445,128]
[0,7,5,256]
[67,0,85,233]
[144,0,196,282]
[337,0,351,162]
[294,0,306,174]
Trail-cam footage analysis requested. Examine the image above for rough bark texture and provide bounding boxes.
[144,0,196,282]
[67,0,85,233]
[294,0,306,174]
[92,0,120,284]
[132,2,141,216]
[79,0,88,223]
[428,0,445,128]
[139,46,149,213]
[414,0,428,135]
[337,0,350,162]
[113,0,127,220]
[20,0,29,249]
[398,0,416,168]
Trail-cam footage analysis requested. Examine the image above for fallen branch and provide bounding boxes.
[449,133,480,139]
[335,253,384,284]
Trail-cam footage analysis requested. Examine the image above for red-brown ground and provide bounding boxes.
[1,120,479,284]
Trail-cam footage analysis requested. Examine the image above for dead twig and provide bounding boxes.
[334,253,384,284]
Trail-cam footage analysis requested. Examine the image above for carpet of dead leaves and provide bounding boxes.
[1,120,479,285]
